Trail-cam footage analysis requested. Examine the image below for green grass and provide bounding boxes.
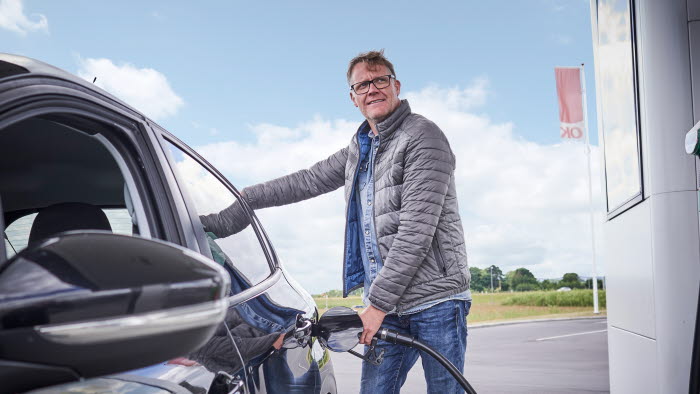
[314,296,365,312]
[471,292,514,305]
[312,290,606,324]
[502,290,606,308]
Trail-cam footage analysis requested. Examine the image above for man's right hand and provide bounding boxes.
[359,305,387,345]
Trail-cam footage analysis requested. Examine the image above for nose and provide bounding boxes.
[367,80,381,95]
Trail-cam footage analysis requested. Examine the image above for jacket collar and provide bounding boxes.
[356,99,411,141]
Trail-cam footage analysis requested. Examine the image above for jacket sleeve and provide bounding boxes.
[200,200,249,238]
[200,147,348,238]
[367,123,454,313]
[244,146,348,210]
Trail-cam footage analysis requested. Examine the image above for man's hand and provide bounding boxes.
[359,305,386,345]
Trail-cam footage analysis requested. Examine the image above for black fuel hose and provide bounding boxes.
[376,328,477,394]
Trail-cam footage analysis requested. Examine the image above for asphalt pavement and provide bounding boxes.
[331,317,609,393]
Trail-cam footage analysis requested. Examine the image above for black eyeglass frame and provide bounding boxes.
[350,74,395,95]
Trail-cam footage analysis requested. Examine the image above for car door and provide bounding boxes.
[0,74,221,392]
[151,127,336,394]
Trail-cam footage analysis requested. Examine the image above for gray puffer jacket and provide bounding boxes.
[202,100,470,314]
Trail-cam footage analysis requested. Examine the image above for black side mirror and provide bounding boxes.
[0,231,230,392]
[316,306,364,352]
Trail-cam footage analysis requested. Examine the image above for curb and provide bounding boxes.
[468,315,607,329]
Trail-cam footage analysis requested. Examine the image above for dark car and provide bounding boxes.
[0,53,336,393]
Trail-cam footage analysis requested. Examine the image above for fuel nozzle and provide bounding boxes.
[376,328,417,346]
[348,333,384,366]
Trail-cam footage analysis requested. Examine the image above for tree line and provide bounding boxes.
[317,288,363,298]
[469,266,604,292]
[315,266,604,297]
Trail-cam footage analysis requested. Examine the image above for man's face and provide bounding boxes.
[349,63,401,125]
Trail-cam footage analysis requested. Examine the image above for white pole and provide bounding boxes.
[581,64,600,314]
[490,266,494,292]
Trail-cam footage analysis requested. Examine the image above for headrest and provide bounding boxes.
[28,202,112,246]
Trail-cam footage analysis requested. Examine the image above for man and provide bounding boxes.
[201,50,471,393]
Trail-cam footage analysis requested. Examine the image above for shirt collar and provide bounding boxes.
[358,121,378,140]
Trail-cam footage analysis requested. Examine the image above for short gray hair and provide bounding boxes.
[346,49,396,84]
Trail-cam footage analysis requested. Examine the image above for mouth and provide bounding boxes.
[367,99,385,106]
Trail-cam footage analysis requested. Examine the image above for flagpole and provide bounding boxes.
[581,63,600,314]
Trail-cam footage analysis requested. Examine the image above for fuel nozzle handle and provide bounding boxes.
[374,328,477,394]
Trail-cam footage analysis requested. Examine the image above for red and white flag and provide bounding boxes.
[555,67,586,141]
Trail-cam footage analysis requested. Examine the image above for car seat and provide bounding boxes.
[28,202,112,246]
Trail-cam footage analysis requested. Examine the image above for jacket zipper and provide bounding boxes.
[342,132,362,297]
[371,135,382,267]
[368,134,386,309]
[433,235,448,276]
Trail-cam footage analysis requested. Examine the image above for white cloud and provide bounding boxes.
[195,79,605,294]
[0,0,48,36]
[413,78,489,111]
[76,57,184,121]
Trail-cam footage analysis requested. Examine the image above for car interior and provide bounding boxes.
[0,115,138,259]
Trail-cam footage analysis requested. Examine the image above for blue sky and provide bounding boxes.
[3,0,597,147]
[2,0,605,293]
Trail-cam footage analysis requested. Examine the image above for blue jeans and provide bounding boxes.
[360,300,471,394]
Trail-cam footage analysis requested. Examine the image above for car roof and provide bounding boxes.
[0,53,79,81]
[0,53,144,121]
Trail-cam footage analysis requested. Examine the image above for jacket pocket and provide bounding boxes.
[432,236,448,277]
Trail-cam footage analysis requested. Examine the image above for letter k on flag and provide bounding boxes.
[555,67,586,141]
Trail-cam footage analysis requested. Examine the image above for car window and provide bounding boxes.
[163,141,273,287]
[4,208,133,259]
[0,115,153,260]
[4,213,34,257]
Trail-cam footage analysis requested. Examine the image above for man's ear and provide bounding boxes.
[394,79,401,97]
[350,91,358,107]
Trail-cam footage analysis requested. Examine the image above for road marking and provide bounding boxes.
[536,329,607,341]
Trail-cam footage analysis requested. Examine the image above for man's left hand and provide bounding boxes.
[359,305,386,345]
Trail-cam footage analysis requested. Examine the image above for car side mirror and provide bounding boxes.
[0,231,230,393]
[316,306,364,352]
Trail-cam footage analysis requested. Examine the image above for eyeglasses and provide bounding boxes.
[350,74,395,95]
